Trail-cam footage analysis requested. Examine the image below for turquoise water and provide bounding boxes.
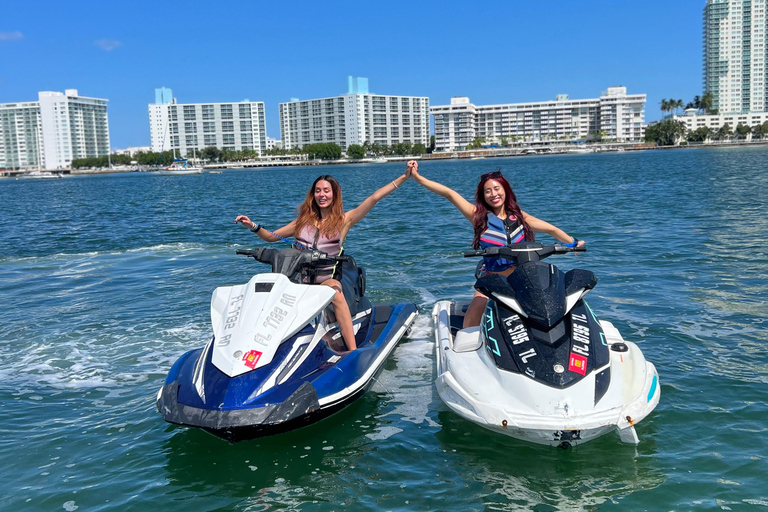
[1,147,767,511]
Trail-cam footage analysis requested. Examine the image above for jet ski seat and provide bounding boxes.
[324,256,372,325]
[453,326,482,353]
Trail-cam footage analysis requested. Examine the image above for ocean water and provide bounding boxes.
[1,146,767,511]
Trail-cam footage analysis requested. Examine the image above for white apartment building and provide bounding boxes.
[278,77,430,150]
[148,88,267,156]
[0,101,43,169]
[673,109,768,131]
[704,0,768,114]
[0,90,109,170]
[266,137,281,151]
[431,87,646,152]
[114,146,151,157]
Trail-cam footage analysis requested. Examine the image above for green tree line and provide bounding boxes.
[645,119,768,146]
[72,139,434,169]
[71,151,178,169]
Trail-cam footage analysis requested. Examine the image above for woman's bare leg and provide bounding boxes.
[323,279,356,351]
[464,268,514,329]
[463,291,489,329]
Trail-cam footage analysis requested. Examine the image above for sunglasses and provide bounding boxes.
[480,170,503,181]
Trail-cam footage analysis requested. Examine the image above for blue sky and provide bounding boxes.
[1,0,705,149]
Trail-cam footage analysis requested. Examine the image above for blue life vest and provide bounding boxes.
[478,213,525,272]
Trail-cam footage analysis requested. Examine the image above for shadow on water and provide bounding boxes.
[432,411,665,511]
[160,392,387,507]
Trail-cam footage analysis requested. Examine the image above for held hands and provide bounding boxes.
[406,160,419,180]
[235,215,256,230]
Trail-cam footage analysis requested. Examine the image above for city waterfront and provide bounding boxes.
[1,147,767,510]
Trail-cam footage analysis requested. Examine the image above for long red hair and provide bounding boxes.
[294,175,345,237]
[471,170,534,249]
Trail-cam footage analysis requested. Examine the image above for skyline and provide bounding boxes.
[1,0,705,149]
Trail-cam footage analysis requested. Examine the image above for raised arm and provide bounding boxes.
[235,215,297,242]
[342,167,411,232]
[408,160,475,222]
[522,212,585,246]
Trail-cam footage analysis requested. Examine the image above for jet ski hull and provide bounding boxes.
[158,303,417,442]
[432,300,660,447]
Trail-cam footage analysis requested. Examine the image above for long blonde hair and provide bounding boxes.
[294,175,345,237]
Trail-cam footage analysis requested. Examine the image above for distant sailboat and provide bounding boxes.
[160,158,202,175]
[156,115,201,174]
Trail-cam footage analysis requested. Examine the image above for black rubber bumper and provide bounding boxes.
[157,380,322,442]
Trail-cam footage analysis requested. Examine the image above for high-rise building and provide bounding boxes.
[431,87,645,152]
[0,101,43,169]
[704,0,768,114]
[148,88,267,156]
[278,77,430,150]
[0,90,110,170]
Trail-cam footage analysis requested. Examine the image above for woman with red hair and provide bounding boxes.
[235,171,410,352]
[407,160,584,328]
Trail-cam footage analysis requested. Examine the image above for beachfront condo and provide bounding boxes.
[148,88,267,157]
[431,87,646,152]
[278,77,430,151]
[704,0,768,114]
[0,90,110,170]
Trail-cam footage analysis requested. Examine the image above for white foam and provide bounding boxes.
[0,241,215,266]
[365,426,403,441]
[370,314,440,428]
[0,316,210,391]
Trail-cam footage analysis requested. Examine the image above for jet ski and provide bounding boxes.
[432,243,660,448]
[157,247,418,442]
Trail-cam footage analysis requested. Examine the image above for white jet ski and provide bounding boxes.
[432,243,660,448]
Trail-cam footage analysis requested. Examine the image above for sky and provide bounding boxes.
[1,0,706,149]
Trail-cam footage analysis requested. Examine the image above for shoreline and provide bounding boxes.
[3,139,767,178]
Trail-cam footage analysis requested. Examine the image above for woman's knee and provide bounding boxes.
[322,280,345,301]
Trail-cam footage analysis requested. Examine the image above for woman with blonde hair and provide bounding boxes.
[235,170,409,352]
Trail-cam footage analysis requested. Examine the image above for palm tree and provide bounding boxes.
[717,124,732,141]
[735,123,751,140]
[700,92,715,114]
[685,95,701,111]
[660,99,670,118]
[755,121,768,140]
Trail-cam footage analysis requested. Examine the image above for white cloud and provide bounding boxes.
[94,39,121,51]
[0,31,23,41]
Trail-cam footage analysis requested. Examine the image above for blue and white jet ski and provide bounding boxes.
[157,247,417,442]
[432,243,660,448]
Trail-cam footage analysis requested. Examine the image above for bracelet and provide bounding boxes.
[563,237,579,248]
[250,223,262,234]
[392,181,398,189]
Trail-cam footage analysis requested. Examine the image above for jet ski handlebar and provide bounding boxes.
[236,248,349,266]
[463,242,586,264]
